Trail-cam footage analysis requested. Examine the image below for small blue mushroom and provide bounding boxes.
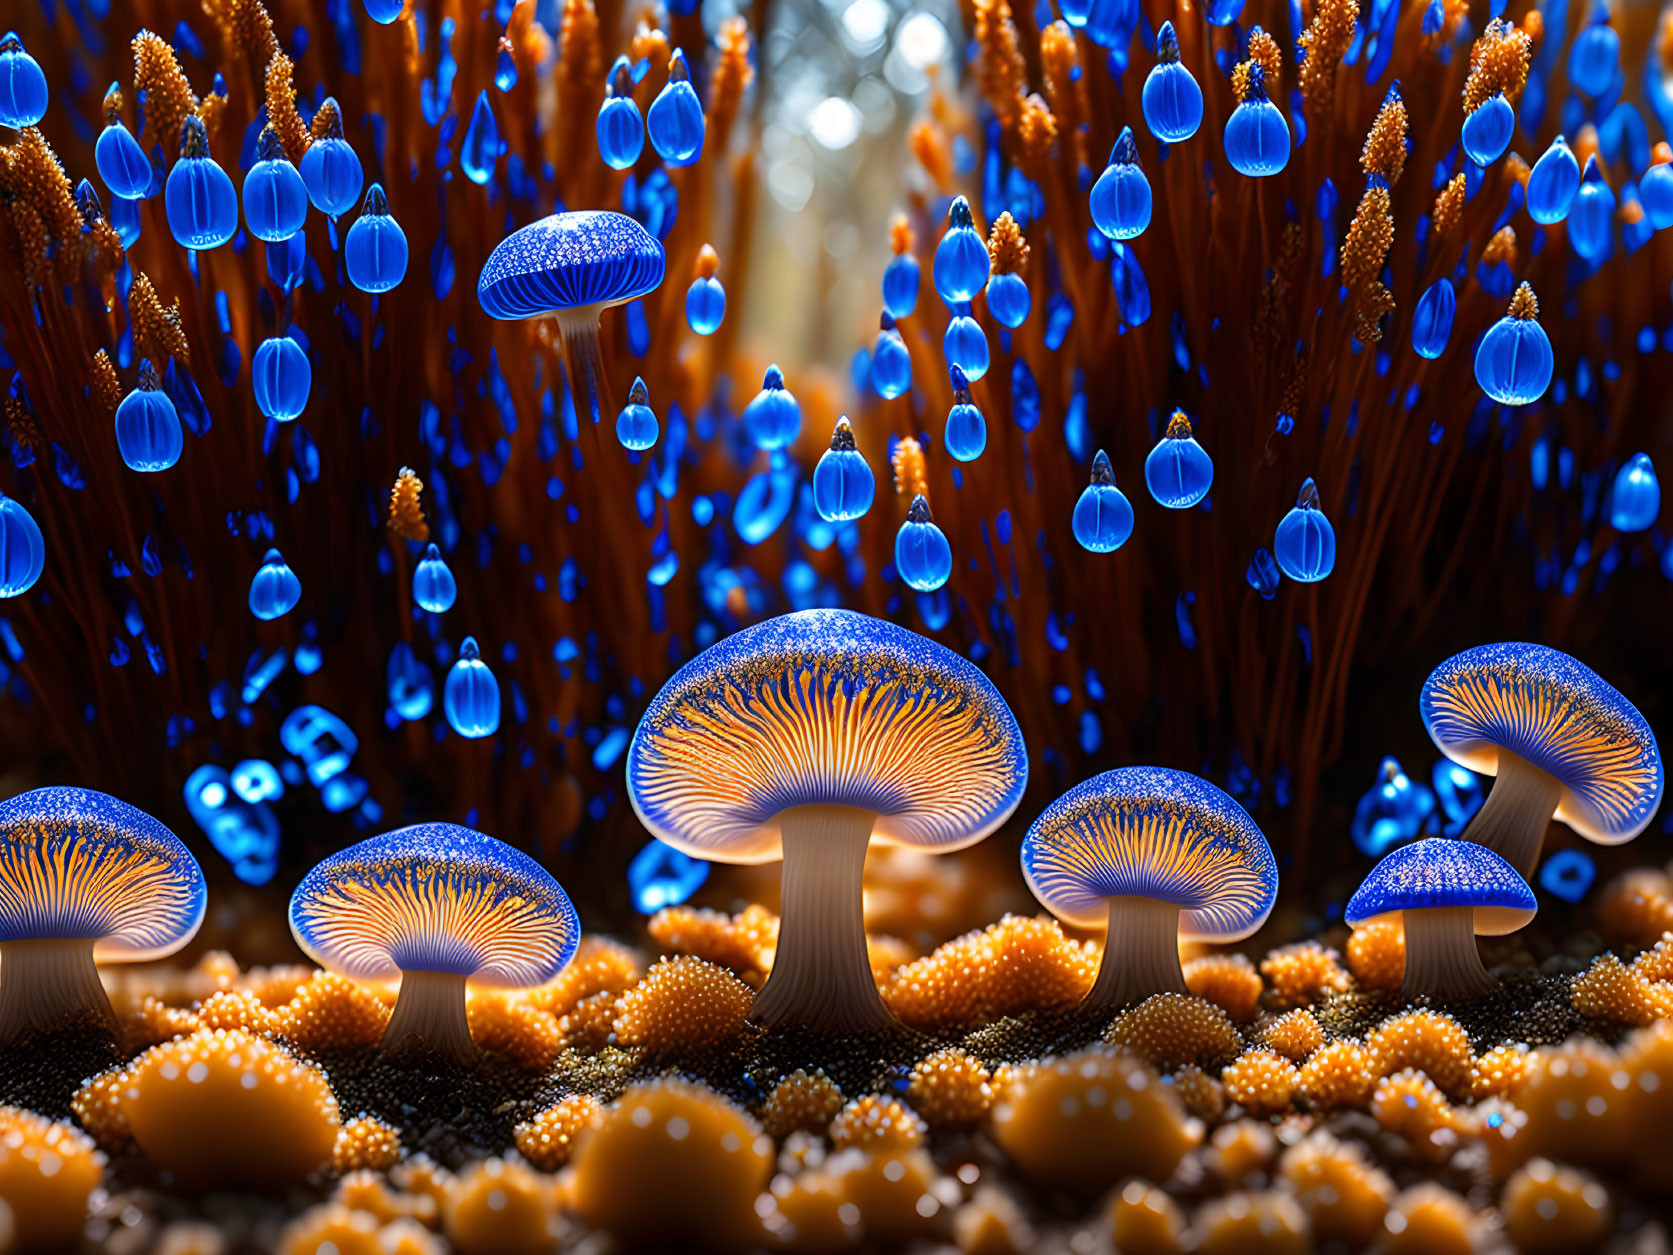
[1421,642,1663,877]
[289,822,579,1060]
[1022,766,1277,1010]
[627,609,1027,1032]
[0,786,205,1042]
[1346,837,1535,999]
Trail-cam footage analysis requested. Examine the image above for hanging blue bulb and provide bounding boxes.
[297,99,363,216]
[1526,135,1580,224]
[1144,411,1214,508]
[460,90,501,186]
[647,49,704,167]
[743,365,802,450]
[1641,161,1673,230]
[1273,477,1336,582]
[883,250,920,318]
[242,127,309,243]
[0,32,47,129]
[944,365,987,462]
[251,335,312,421]
[628,840,710,913]
[164,116,238,250]
[1142,23,1203,142]
[895,495,952,592]
[616,376,659,451]
[444,636,500,737]
[1568,156,1614,262]
[495,46,519,92]
[1090,127,1152,240]
[95,90,153,201]
[1460,93,1514,167]
[871,313,913,400]
[986,270,1031,327]
[344,184,408,293]
[933,197,990,305]
[1609,452,1660,532]
[114,361,184,473]
[248,547,301,620]
[686,268,726,336]
[598,56,645,170]
[1204,0,1246,25]
[267,230,307,291]
[1568,7,1620,98]
[1072,450,1135,553]
[813,416,874,522]
[363,0,404,23]
[1475,283,1553,405]
[413,542,459,613]
[1223,65,1289,177]
[1411,278,1456,360]
[0,491,46,598]
[943,313,989,381]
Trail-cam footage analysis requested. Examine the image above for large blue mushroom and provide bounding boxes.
[1022,767,1277,1011]
[1346,837,1535,999]
[478,210,665,421]
[1421,642,1662,879]
[626,609,1027,1033]
[0,786,205,1043]
[289,822,580,1061]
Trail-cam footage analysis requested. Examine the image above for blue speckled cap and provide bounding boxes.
[1021,766,1278,936]
[1345,837,1535,935]
[626,609,1028,864]
[289,822,580,986]
[1421,642,1662,845]
[477,211,665,319]
[0,786,206,960]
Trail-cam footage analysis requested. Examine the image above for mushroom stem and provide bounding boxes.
[749,804,895,1033]
[382,969,476,1061]
[553,307,616,427]
[1084,896,1187,1012]
[1461,750,1563,878]
[1401,906,1497,1000]
[0,938,116,1044]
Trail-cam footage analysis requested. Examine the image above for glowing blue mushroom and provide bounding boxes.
[1144,410,1214,508]
[1421,642,1663,877]
[289,822,579,1060]
[1022,766,1277,1010]
[164,116,238,250]
[627,609,1027,1031]
[0,786,205,1043]
[813,416,874,522]
[1346,838,1534,999]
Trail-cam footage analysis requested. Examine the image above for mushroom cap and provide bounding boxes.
[477,210,665,320]
[1421,642,1662,845]
[1020,767,1277,936]
[288,823,580,986]
[626,609,1027,864]
[1345,837,1535,935]
[0,786,205,961]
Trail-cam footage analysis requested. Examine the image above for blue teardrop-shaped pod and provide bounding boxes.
[1072,452,1135,552]
[1273,478,1336,581]
[242,132,309,243]
[0,492,46,597]
[1411,278,1457,360]
[1640,162,1673,230]
[1568,19,1620,98]
[444,637,501,737]
[164,119,238,250]
[0,33,48,129]
[895,501,953,592]
[943,315,989,381]
[945,403,987,462]
[647,50,705,167]
[871,317,913,400]
[1089,128,1152,240]
[96,119,153,200]
[616,397,659,451]
[1205,0,1246,26]
[460,91,501,185]
[114,364,184,472]
[364,0,404,24]
[1474,294,1553,406]
[932,197,991,304]
[251,336,312,420]
[1567,157,1615,262]
[882,252,920,318]
[412,542,459,613]
[597,57,645,170]
[1144,416,1214,507]
[1142,25,1203,142]
[813,420,874,522]
[297,105,363,215]
[1526,136,1581,224]
[743,365,803,450]
[1460,93,1514,167]
[248,547,302,620]
[1608,452,1660,532]
[344,185,408,293]
[985,271,1031,327]
[1223,70,1290,177]
[686,275,725,334]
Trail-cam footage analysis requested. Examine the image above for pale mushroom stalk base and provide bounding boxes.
[1402,906,1497,1000]
[1084,896,1188,1012]
[552,306,618,428]
[1462,750,1563,879]
[382,969,476,1061]
[0,937,116,1044]
[748,804,896,1033]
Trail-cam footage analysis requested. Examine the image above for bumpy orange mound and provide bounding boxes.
[568,1080,772,1248]
[988,1048,1199,1195]
[333,1115,402,1173]
[1298,1038,1376,1110]
[828,1095,925,1150]
[442,1158,561,1255]
[199,987,278,1033]
[1470,1042,1529,1100]
[1632,931,1673,982]
[1279,1131,1393,1248]
[1346,920,1405,991]
[1166,1064,1227,1120]
[117,1029,340,1188]
[1192,1191,1311,1255]
[1260,940,1350,1005]
[611,954,753,1049]
[465,994,563,1069]
[1366,1009,1474,1099]
[1596,866,1673,947]
[762,1068,845,1139]
[1208,1119,1278,1182]
[1183,953,1264,1023]
[514,1093,600,1171]
[1261,1008,1324,1061]
[1105,993,1243,1067]
[335,1170,438,1227]
[1221,1049,1298,1116]
[1571,952,1669,1025]
[557,991,619,1051]
[0,1106,103,1250]
[1371,1069,1459,1162]
[1501,1159,1611,1254]
[276,972,392,1051]
[1618,1019,1673,1188]
[906,1048,993,1128]
[1374,1184,1477,1255]
[1108,1178,1185,1255]
[275,1202,384,1255]
[120,994,200,1050]
[526,935,643,1017]
[647,904,778,981]
[881,914,1096,1028]
[71,1068,132,1150]
[1498,1038,1628,1171]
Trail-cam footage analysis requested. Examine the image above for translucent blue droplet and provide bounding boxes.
[1144,412,1213,508]
[251,335,311,421]
[944,365,987,462]
[1223,67,1289,177]
[628,839,710,913]
[1475,287,1553,405]
[1568,156,1615,262]
[96,114,153,201]
[985,271,1031,327]
[249,547,302,620]
[598,56,645,170]
[0,32,48,129]
[115,361,184,472]
[1072,450,1135,552]
[895,496,952,592]
[882,251,920,318]
[413,542,458,613]
[616,376,659,451]
[1460,93,1514,167]
[297,102,363,216]
[387,640,434,720]
[647,49,704,167]
[0,491,46,598]
[344,183,408,293]
[363,0,404,24]
[1609,452,1660,532]
[445,636,501,737]
[243,127,309,242]
[943,314,989,380]
[1090,127,1152,240]
[1568,15,1620,98]
[164,116,238,249]
[1527,135,1580,225]
[871,314,913,399]
[1142,23,1203,141]
[686,275,726,335]
[1411,278,1456,360]
[460,90,500,185]
[932,196,991,304]
[813,417,874,522]
[1273,477,1336,582]
[743,365,802,450]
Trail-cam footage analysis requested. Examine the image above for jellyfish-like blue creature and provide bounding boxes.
[298,99,363,215]
[1144,411,1214,508]
[1223,64,1290,177]
[243,128,309,243]
[1609,452,1660,532]
[895,496,952,593]
[164,116,238,250]
[597,57,646,170]
[944,365,987,462]
[1273,477,1336,582]
[345,185,408,293]
[412,543,458,614]
[813,417,874,523]
[1527,135,1581,224]
[114,361,184,473]
[647,49,704,167]
[1475,283,1553,405]
[444,636,501,738]
[1090,127,1152,241]
[616,376,659,451]
[1142,22,1203,142]
[743,365,802,450]
[1072,451,1135,553]
[0,491,45,599]
[932,196,991,305]
[251,336,312,421]
[249,548,302,621]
